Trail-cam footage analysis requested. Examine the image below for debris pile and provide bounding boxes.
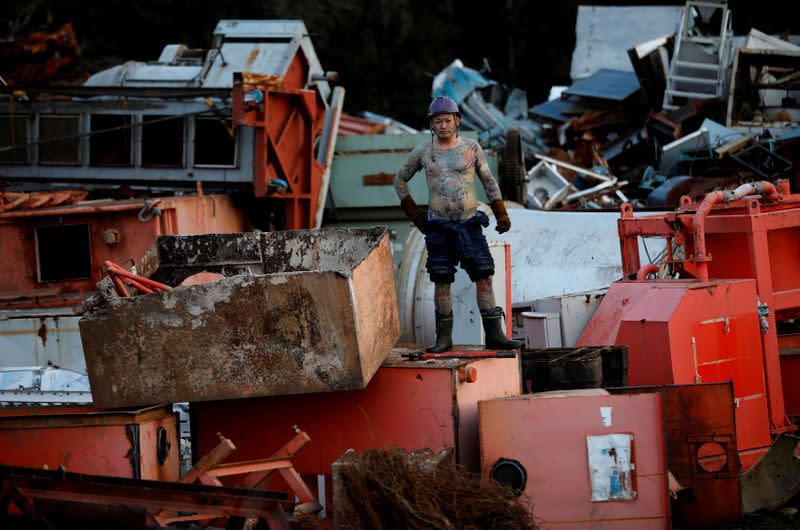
[429,2,799,210]
[332,448,536,530]
[432,59,548,162]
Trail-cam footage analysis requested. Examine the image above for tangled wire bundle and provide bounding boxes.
[334,448,536,530]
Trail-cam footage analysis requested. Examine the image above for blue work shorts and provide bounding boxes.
[423,211,495,284]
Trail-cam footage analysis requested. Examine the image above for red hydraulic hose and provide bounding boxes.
[636,264,660,280]
[692,181,778,281]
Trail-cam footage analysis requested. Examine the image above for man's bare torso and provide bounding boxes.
[393,138,502,221]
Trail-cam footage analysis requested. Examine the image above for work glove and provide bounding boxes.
[400,196,428,231]
[490,199,511,234]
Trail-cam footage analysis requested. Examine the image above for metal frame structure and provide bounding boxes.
[0,427,318,529]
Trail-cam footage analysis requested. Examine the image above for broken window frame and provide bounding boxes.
[37,114,82,166]
[0,113,32,165]
[89,113,133,167]
[140,114,187,168]
[193,115,238,169]
[34,223,93,283]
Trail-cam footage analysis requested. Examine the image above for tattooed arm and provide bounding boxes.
[473,142,503,202]
[394,146,423,200]
[473,141,511,233]
[395,145,428,230]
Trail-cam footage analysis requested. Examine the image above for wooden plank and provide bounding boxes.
[715,134,754,157]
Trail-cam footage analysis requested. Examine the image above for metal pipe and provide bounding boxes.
[636,264,660,280]
[692,181,778,282]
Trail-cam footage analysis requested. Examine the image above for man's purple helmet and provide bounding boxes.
[427,96,460,119]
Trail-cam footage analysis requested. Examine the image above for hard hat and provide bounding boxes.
[427,96,460,119]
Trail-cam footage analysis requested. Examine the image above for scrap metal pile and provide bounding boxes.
[434,1,800,210]
[5,5,800,530]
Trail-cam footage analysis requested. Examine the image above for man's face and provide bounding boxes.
[431,113,459,140]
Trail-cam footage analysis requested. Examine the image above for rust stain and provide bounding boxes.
[37,318,48,347]
[246,47,259,67]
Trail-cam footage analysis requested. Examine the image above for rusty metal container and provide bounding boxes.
[0,405,179,481]
[79,227,399,408]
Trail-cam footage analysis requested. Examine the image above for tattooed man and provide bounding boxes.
[394,96,523,352]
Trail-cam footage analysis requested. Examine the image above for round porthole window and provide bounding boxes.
[490,458,527,495]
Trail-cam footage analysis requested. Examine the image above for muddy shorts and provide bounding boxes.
[423,211,495,284]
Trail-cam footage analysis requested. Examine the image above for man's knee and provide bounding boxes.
[467,267,494,282]
[429,270,456,283]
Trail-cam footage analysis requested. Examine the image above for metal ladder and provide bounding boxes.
[663,0,732,110]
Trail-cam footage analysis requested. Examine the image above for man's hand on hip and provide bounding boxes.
[400,196,428,231]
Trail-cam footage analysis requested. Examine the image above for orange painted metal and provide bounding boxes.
[779,333,800,417]
[479,390,669,529]
[584,178,800,469]
[191,347,521,491]
[157,429,317,526]
[505,241,513,336]
[0,405,179,481]
[580,279,771,468]
[232,59,327,230]
[104,260,172,296]
[0,194,247,309]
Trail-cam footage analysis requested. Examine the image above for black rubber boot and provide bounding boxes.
[481,307,524,350]
[427,312,454,353]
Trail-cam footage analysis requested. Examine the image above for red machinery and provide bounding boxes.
[580,180,799,469]
[0,193,247,309]
[232,73,331,230]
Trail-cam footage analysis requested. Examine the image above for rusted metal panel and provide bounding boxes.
[80,228,399,407]
[660,383,741,527]
[0,465,290,529]
[0,190,89,213]
[0,405,179,481]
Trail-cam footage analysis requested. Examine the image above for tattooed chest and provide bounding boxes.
[429,174,475,197]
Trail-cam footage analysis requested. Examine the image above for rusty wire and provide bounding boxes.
[331,448,536,530]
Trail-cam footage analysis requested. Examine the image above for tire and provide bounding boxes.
[502,130,525,202]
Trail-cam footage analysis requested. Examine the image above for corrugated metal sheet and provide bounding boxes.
[338,113,386,136]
